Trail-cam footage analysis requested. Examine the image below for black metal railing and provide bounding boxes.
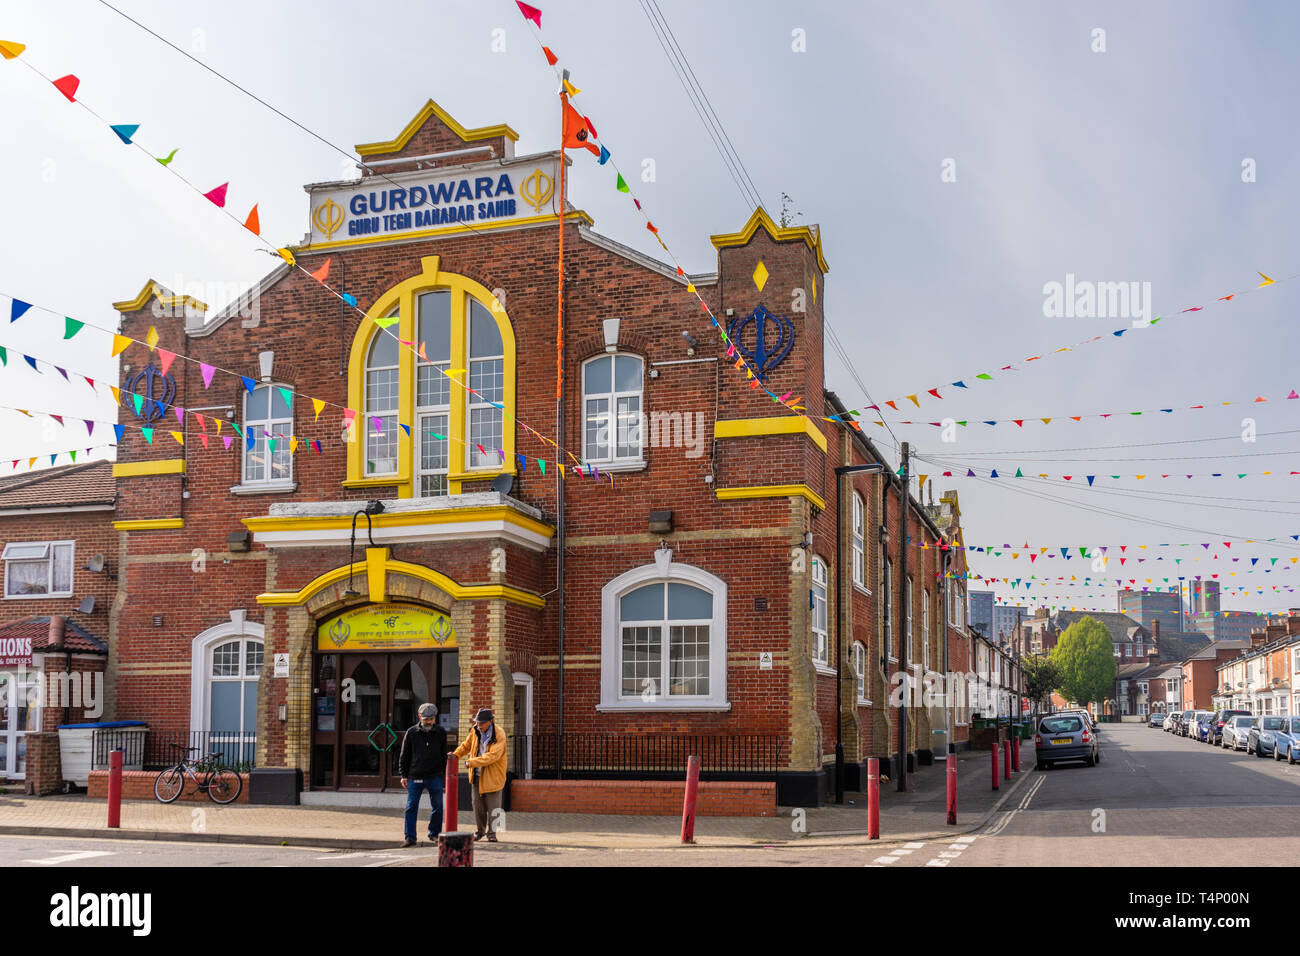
[139,731,258,771]
[90,727,148,770]
[509,734,781,780]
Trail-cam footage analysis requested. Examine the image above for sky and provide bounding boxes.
[2,0,1300,618]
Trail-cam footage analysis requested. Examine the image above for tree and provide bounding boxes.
[1050,616,1117,711]
[1021,655,1061,713]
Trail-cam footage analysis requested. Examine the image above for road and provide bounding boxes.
[10,723,1298,867]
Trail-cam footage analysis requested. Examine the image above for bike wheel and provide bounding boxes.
[207,769,243,805]
[154,767,184,803]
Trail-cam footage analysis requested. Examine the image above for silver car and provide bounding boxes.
[1220,715,1256,751]
[1162,712,1178,732]
[1036,713,1100,769]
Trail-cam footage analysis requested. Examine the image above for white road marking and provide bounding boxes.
[24,850,114,865]
[953,835,976,843]
[890,848,914,855]
[903,841,925,848]
[939,851,963,858]
[874,856,899,864]
[925,859,950,867]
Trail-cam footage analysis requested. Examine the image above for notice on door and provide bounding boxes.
[317,603,457,652]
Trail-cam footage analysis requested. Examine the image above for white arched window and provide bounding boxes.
[853,641,869,704]
[242,384,293,484]
[365,314,400,475]
[416,291,452,496]
[811,555,829,668]
[851,493,866,589]
[599,559,728,711]
[583,353,643,464]
[191,614,265,766]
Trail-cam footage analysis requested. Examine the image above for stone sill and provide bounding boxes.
[231,481,298,496]
[595,701,732,713]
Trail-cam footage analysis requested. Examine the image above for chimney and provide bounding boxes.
[47,614,66,649]
[1287,611,1300,636]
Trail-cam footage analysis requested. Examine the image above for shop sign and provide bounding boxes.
[317,604,456,652]
[0,636,32,667]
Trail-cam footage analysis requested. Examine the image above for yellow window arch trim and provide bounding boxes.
[346,255,516,497]
[254,548,546,609]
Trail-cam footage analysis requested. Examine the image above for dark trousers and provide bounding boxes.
[472,784,503,836]
[404,779,444,841]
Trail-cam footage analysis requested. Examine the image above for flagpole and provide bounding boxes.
[554,81,569,780]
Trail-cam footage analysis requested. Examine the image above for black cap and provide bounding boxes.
[474,708,494,723]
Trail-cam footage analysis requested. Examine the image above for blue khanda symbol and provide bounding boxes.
[124,364,177,422]
[727,304,794,381]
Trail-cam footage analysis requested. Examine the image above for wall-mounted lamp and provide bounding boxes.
[680,330,697,356]
[799,531,813,550]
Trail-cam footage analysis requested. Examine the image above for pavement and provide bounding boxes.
[0,739,1037,851]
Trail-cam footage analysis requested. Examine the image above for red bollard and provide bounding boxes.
[1004,734,1012,780]
[946,756,957,825]
[107,749,122,829]
[991,741,1000,790]
[867,758,880,839]
[1012,735,1021,772]
[443,754,458,833]
[680,754,701,843]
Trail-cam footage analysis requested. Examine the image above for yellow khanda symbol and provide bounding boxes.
[521,168,554,213]
[313,198,345,239]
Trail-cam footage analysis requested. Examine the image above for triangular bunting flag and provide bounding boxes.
[203,183,229,207]
[110,124,139,145]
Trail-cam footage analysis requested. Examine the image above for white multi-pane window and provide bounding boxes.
[583,354,643,463]
[883,559,893,659]
[3,541,73,598]
[467,298,504,470]
[617,581,713,698]
[851,493,865,589]
[243,384,293,484]
[364,315,400,475]
[416,291,451,497]
[853,642,869,703]
[923,588,931,670]
[208,636,262,766]
[811,556,829,666]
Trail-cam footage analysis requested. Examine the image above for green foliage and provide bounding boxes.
[1021,655,1062,709]
[1050,616,1117,708]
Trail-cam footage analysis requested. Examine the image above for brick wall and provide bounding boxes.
[88,769,250,803]
[509,778,776,816]
[23,731,62,795]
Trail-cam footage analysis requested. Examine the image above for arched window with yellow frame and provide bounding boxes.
[346,255,516,497]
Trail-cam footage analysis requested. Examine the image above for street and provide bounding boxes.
[8,722,1298,868]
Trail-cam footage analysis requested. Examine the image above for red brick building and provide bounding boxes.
[0,461,114,782]
[96,100,990,807]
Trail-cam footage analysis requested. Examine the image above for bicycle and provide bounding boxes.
[153,744,243,805]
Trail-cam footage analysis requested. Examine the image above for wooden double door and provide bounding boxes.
[312,651,459,790]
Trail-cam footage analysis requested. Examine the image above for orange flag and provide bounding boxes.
[310,258,331,281]
[243,204,260,236]
[561,100,600,157]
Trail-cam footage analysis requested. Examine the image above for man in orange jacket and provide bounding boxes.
[453,708,507,842]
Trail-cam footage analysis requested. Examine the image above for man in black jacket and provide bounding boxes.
[398,702,448,847]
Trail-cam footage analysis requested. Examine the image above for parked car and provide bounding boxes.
[1147,711,1165,727]
[1176,710,1200,737]
[1209,709,1251,746]
[1162,712,1178,732]
[1195,712,1215,742]
[1272,716,1300,763]
[1221,715,1256,751]
[1036,713,1100,769]
[1247,715,1287,757]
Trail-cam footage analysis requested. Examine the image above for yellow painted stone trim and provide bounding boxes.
[709,206,830,274]
[366,547,388,602]
[112,279,208,314]
[714,416,827,453]
[113,518,184,531]
[355,99,519,156]
[112,459,186,478]
[242,505,554,541]
[301,210,593,254]
[255,555,546,610]
[716,484,827,512]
